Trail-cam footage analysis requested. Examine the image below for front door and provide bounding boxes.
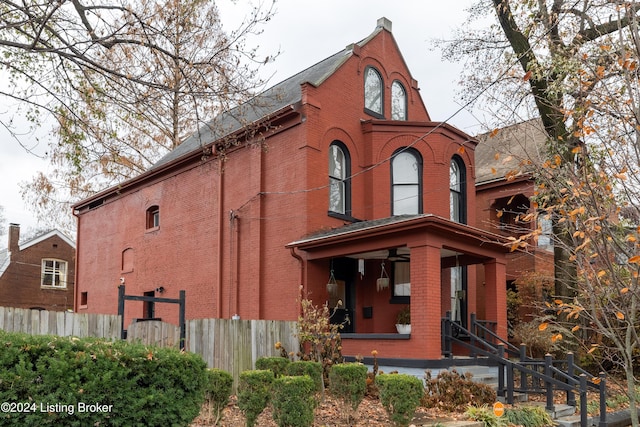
[329,257,356,333]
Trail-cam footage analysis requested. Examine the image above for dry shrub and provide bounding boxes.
[422,369,496,412]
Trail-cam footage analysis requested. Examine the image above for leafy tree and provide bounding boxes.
[0,0,276,233]
[443,2,640,424]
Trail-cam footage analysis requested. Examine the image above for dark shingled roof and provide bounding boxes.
[152,21,389,170]
[474,118,548,185]
[289,214,425,246]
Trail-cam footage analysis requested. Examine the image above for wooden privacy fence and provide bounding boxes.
[0,307,299,386]
[0,306,120,339]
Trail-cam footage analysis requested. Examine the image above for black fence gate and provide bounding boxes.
[117,285,186,349]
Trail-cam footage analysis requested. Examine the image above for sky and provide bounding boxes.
[0,0,485,236]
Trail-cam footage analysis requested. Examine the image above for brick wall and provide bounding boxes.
[75,26,489,341]
[0,226,75,311]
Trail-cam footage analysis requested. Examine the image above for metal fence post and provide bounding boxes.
[545,354,555,412]
[599,372,607,427]
[566,352,576,407]
[580,374,587,427]
[118,285,126,339]
[497,344,505,398]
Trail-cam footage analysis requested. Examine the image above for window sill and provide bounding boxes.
[41,285,67,290]
[145,226,160,233]
[328,211,360,222]
[79,305,88,310]
[389,296,410,305]
[363,108,385,120]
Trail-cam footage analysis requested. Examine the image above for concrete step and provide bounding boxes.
[496,391,529,403]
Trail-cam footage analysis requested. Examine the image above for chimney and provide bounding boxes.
[377,17,392,32]
[8,223,20,253]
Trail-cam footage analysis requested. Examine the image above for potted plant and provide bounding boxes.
[395,306,411,334]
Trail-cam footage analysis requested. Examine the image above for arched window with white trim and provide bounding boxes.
[391,148,422,215]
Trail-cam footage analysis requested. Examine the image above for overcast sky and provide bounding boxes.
[0,0,485,235]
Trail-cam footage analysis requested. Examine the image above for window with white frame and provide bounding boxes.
[146,205,160,229]
[391,148,422,215]
[41,259,68,288]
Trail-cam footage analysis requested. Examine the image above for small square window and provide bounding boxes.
[80,292,88,307]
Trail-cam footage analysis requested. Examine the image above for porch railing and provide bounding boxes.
[442,312,607,427]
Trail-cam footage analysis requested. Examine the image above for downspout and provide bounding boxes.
[289,247,305,316]
[216,158,224,317]
[72,210,80,312]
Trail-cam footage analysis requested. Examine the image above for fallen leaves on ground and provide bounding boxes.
[191,393,465,427]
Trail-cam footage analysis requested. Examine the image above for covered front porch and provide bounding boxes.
[287,214,509,362]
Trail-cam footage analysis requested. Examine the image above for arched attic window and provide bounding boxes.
[391,80,407,120]
[364,66,384,117]
[328,142,351,217]
[391,148,422,215]
[449,156,467,224]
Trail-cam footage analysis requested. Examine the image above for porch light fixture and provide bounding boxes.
[376,261,389,292]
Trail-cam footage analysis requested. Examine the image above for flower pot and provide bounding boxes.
[395,324,411,334]
[327,281,337,295]
[376,277,389,292]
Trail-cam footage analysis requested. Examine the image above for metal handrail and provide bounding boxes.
[442,312,607,427]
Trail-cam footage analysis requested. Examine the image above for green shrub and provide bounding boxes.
[422,369,496,412]
[201,368,233,426]
[285,361,323,392]
[271,375,316,427]
[237,369,274,427]
[0,330,207,427]
[377,374,424,427]
[464,405,505,427]
[255,356,290,377]
[505,405,554,427]
[328,362,367,421]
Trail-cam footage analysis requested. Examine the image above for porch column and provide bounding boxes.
[410,242,442,359]
[483,258,507,340]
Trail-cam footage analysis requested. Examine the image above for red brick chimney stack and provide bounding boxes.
[8,223,20,254]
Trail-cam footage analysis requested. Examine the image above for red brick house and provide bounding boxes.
[474,119,555,325]
[73,18,509,362]
[0,224,75,311]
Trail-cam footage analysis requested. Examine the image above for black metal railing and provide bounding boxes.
[442,312,607,427]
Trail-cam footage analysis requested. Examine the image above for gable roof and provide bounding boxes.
[152,18,394,170]
[0,229,74,278]
[19,229,76,251]
[474,118,548,185]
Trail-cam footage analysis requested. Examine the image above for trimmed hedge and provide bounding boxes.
[328,363,367,411]
[203,368,234,426]
[255,356,290,378]
[271,376,316,427]
[285,361,323,392]
[237,370,274,427]
[0,330,207,426]
[377,374,424,427]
